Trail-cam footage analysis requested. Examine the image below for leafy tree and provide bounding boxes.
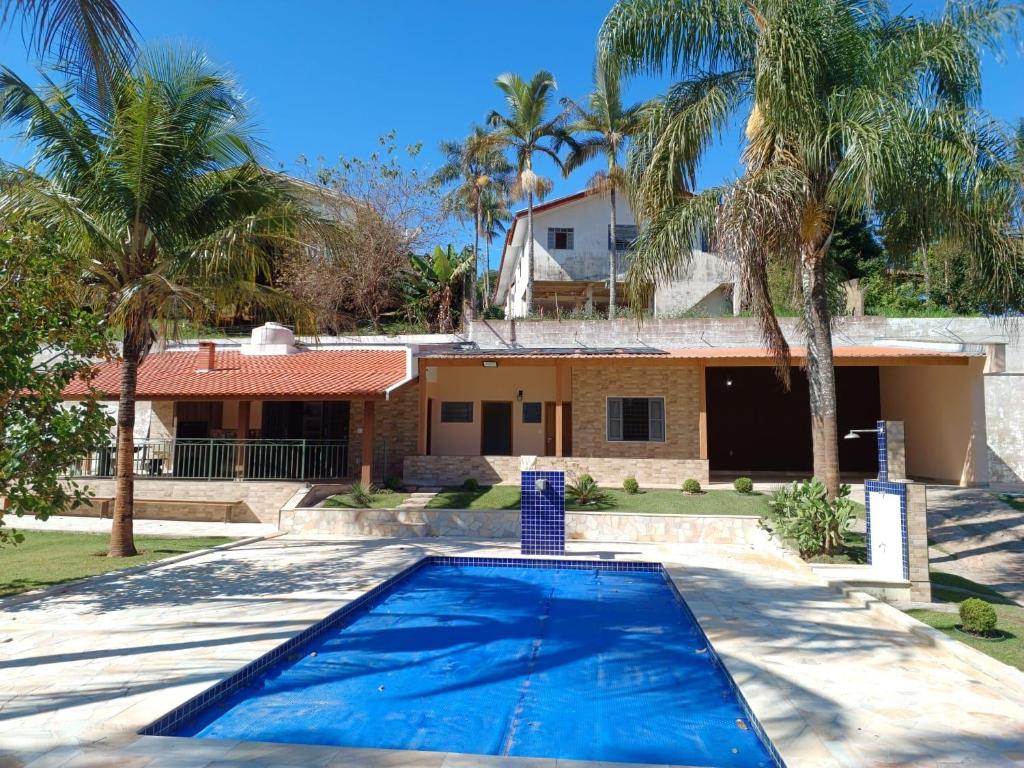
[602,0,1023,497]
[433,126,513,319]
[0,47,323,556]
[488,70,574,315]
[1,0,136,105]
[281,134,446,333]
[410,245,473,333]
[0,225,111,544]
[561,60,644,318]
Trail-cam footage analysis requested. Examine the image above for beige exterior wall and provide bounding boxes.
[424,366,559,456]
[879,358,988,486]
[572,365,701,460]
[150,401,175,440]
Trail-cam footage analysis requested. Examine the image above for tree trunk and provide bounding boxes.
[483,235,491,312]
[801,240,840,499]
[468,194,481,322]
[109,333,143,557]
[525,191,535,315]
[608,188,618,319]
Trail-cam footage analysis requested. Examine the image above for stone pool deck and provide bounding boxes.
[1,536,1023,767]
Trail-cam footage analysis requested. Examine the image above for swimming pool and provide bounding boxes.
[150,557,778,767]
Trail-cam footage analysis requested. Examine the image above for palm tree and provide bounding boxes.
[601,0,1023,497]
[1,0,136,105]
[0,47,322,556]
[488,70,575,315]
[432,126,513,320]
[561,60,644,319]
[411,245,473,333]
[479,186,511,310]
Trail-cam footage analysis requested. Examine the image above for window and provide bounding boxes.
[607,397,665,442]
[608,224,638,251]
[547,227,574,250]
[522,402,542,423]
[440,401,473,423]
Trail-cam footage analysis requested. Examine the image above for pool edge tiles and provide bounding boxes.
[140,556,784,767]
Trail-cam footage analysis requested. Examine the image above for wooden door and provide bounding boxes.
[481,402,513,456]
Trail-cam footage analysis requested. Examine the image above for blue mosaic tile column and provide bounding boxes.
[864,479,910,579]
[521,470,565,555]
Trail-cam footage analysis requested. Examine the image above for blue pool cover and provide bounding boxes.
[173,563,776,766]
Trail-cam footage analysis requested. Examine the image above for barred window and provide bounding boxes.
[440,402,474,423]
[607,397,665,442]
[608,224,638,250]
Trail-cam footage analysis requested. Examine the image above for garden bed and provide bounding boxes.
[425,486,772,515]
[323,491,411,509]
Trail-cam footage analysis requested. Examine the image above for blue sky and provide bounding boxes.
[0,0,1021,242]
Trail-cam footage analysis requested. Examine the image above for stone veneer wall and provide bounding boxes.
[349,383,419,480]
[68,478,305,524]
[907,484,931,601]
[572,365,701,460]
[985,373,1024,485]
[403,455,708,487]
[278,505,765,545]
[150,401,175,440]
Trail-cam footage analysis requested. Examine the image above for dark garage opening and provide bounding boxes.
[707,366,880,476]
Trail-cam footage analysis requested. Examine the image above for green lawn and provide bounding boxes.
[904,571,1024,672]
[324,491,411,509]
[426,486,775,515]
[0,530,234,598]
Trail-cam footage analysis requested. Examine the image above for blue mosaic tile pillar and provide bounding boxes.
[521,470,565,555]
[864,478,910,580]
[876,419,889,481]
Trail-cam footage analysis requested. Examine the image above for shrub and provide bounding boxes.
[959,598,998,634]
[734,477,754,494]
[682,479,702,494]
[623,477,640,494]
[349,480,375,507]
[567,473,609,506]
[383,475,404,492]
[462,477,480,492]
[764,479,855,558]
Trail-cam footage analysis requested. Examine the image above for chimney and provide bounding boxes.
[197,341,216,372]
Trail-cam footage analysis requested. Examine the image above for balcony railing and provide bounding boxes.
[69,439,352,481]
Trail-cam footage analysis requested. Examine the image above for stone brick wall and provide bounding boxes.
[572,365,700,460]
[906,484,931,601]
[403,455,708,487]
[68,478,304,524]
[349,384,419,481]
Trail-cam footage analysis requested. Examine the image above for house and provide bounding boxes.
[64,319,1003,526]
[492,189,736,318]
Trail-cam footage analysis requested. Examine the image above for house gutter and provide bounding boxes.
[383,345,419,400]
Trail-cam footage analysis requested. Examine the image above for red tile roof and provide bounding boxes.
[64,348,410,401]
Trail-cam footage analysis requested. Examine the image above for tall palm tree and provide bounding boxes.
[601,0,1023,497]
[488,70,575,315]
[0,47,321,556]
[432,126,513,320]
[479,186,511,310]
[2,0,136,105]
[561,60,644,319]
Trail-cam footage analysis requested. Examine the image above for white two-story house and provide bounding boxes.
[493,189,737,318]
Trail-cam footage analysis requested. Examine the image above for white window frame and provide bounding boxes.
[547,227,574,251]
[606,396,666,443]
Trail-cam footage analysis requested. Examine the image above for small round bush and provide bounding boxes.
[623,477,640,495]
[734,477,754,494]
[462,477,480,492]
[682,478,702,494]
[959,598,998,634]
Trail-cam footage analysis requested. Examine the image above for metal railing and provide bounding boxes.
[71,439,352,481]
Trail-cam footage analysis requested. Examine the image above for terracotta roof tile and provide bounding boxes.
[64,349,410,400]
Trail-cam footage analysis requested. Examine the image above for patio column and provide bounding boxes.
[361,399,376,485]
[555,365,567,458]
[235,400,251,478]
[698,362,708,460]
[417,375,428,455]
